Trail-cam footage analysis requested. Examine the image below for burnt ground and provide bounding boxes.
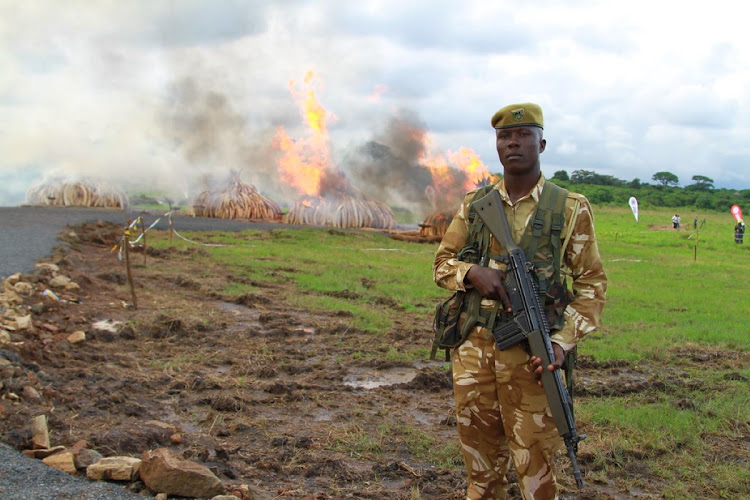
[1,221,748,499]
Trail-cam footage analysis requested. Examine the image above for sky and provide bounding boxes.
[2,0,749,210]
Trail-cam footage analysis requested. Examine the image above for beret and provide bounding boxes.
[491,103,544,129]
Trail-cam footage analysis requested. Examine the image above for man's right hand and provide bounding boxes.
[464,265,512,312]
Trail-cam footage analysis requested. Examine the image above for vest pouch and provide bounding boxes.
[544,279,574,331]
[430,291,467,359]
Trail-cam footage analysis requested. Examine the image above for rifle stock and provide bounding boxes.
[473,189,586,488]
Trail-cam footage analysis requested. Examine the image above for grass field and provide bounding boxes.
[149,205,749,498]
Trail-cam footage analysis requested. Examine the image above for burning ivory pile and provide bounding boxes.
[287,194,397,229]
[193,178,283,221]
[25,180,129,209]
[419,210,454,238]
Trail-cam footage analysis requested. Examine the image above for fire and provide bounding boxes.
[414,130,493,236]
[449,147,491,191]
[272,71,336,197]
[418,133,491,204]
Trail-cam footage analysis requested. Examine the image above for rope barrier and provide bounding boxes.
[170,228,234,247]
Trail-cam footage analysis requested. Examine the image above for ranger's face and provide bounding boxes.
[495,126,545,175]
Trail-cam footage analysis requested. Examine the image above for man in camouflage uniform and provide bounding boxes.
[433,103,607,499]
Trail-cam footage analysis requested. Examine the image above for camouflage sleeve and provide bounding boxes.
[433,193,476,292]
[550,195,608,352]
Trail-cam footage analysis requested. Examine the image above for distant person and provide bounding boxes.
[735,220,745,244]
[694,216,698,230]
[672,214,680,229]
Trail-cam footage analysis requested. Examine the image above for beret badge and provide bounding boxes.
[511,109,525,121]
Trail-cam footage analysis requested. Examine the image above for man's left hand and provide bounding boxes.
[530,343,565,387]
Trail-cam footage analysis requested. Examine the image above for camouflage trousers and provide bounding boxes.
[452,328,563,500]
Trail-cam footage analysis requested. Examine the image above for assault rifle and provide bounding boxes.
[473,189,586,489]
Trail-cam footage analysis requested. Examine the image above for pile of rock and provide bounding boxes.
[1,266,258,499]
[1,263,84,347]
[24,414,230,498]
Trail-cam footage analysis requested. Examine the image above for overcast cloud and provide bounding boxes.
[1,0,748,208]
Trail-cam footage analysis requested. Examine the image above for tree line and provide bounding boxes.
[539,170,750,211]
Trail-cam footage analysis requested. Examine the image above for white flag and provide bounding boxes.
[628,196,639,222]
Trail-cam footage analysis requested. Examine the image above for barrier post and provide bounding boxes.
[123,223,138,309]
[139,215,148,266]
[169,212,174,243]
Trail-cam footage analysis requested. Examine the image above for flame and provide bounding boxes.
[272,71,337,197]
[419,134,491,194]
[449,147,491,191]
[272,127,323,196]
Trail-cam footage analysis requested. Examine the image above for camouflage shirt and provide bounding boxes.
[433,175,608,351]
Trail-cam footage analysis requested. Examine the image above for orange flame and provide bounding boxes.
[272,71,337,196]
[419,134,491,193]
[449,147,491,191]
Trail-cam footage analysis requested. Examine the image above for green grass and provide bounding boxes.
[152,227,443,333]
[591,206,749,361]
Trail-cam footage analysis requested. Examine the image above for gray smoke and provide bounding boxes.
[346,110,468,218]
[159,77,293,205]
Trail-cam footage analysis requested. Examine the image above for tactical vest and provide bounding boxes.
[459,181,572,333]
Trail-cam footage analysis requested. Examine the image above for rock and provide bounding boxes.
[170,433,183,444]
[35,263,60,274]
[0,329,10,345]
[228,484,272,500]
[13,281,34,296]
[15,315,33,330]
[48,275,71,288]
[71,440,88,454]
[29,303,45,314]
[212,496,242,500]
[74,447,104,470]
[140,448,225,498]
[86,456,142,481]
[67,331,86,344]
[92,319,123,334]
[64,281,81,291]
[43,450,77,474]
[3,273,22,288]
[0,288,23,305]
[22,385,41,401]
[31,414,50,450]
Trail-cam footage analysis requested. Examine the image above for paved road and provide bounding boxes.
[0,206,290,279]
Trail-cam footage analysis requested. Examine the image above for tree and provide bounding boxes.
[551,170,569,181]
[690,175,714,190]
[652,171,679,186]
[571,170,626,186]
